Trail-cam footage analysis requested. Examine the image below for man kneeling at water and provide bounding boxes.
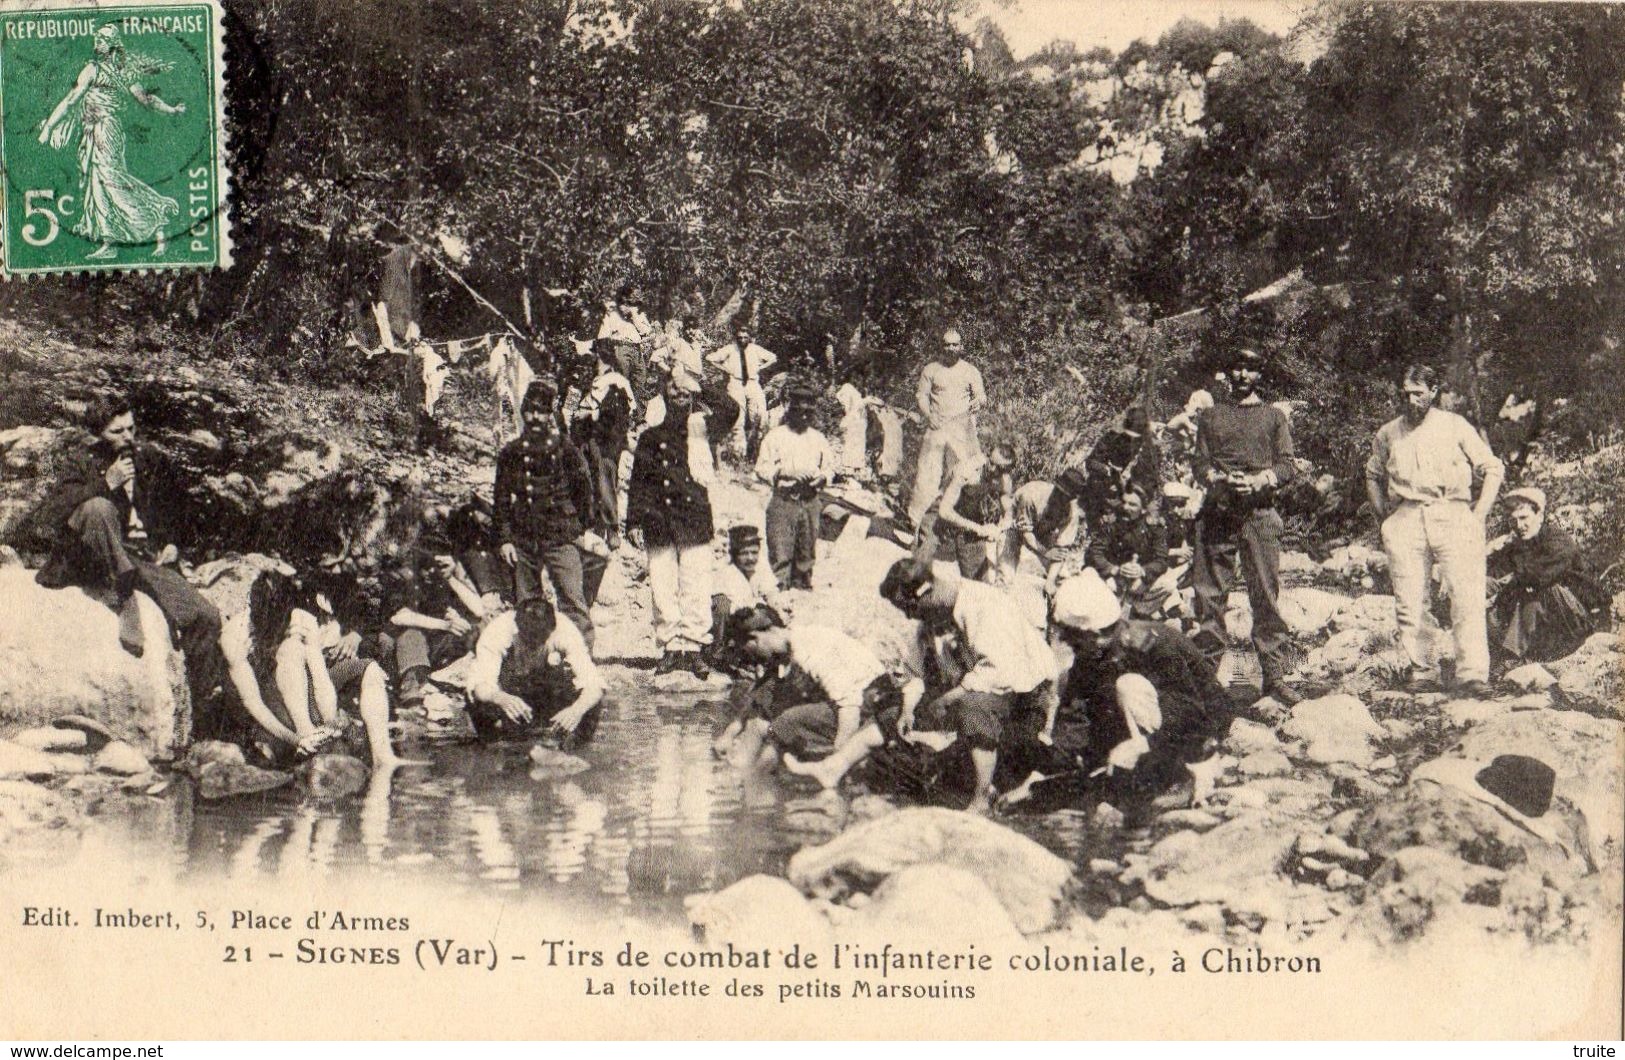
[1005,570,1232,812]
[878,559,1059,815]
[723,606,906,787]
[465,595,605,745]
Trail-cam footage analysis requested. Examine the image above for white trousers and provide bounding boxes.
[647,541,713,652]
[907,414,981,525]
[724,379,768,452]
[1381,500,1489,683]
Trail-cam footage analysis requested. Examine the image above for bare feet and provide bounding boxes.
[781,751,838,790]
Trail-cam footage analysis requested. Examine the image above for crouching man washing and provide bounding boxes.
[465,595,605,746]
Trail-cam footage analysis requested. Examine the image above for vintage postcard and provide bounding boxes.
[0,0,1620,1041]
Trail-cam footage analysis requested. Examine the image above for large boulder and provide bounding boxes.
[786,806,1071,934]
[1280,694,1384,767]
[1454,710,1623,861]
[1546,632,1620,707]
[1140,816,1307,922]
[838,865,1024,948]
[0,568,189,760]
[1352,772,1589,880]
[685,874,833,950]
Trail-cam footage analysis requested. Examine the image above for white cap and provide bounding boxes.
[1051,568,1121,632]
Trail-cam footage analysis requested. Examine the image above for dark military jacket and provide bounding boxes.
[625,385,738,548]
[493,426,594,549]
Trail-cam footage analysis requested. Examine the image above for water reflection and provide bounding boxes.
[99,681,1099,922]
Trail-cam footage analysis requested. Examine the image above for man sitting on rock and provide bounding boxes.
[465,594,605,746]
[879,559,1058,815]
[1006,570,1233,814]
[722,605,905,788]
[32,397,222,704]
[706,525,780,672]
[385,528,498,710]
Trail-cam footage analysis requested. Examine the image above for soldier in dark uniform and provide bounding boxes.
[1087,487,1170,618]
[626,371,739,676]
[1190,348,1302,704]
[1083,405,1162,530]
[493,380,604,651]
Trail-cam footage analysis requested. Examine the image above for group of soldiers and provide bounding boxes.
[16,297,1610,817]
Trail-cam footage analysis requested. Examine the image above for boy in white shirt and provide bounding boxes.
[755,381,834,590]
[723,606,904,784]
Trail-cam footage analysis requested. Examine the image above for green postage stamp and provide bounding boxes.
[0,0,229,276]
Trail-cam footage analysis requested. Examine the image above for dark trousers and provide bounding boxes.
[910,511,990,580]
[513,541,607,651]
[51,497,223,699]
[765,491,819,589]
[1191,505,1289,683]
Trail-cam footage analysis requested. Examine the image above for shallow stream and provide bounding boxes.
[86,671,1123,924]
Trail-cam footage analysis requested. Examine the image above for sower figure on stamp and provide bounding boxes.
[1366,363,1505,696]
[1189,348,1303,706]
[755,379,834,591]
[494,380,606,652]
[35,24,185,260]
[32,397,222,704]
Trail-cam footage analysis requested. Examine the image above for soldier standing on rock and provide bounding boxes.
[1189,348,1303,707]
[1365,363,1504,697]
[31,397,222,706]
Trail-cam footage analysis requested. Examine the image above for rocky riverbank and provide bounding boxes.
[1,317,1620,956]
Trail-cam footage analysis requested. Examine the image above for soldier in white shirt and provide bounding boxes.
[706,322,778,457]
[880,559,1059,815]
[724,607,905,787]
[908,328,986,527]
[1365,363,1505,695]
[755,381,835,590]
[465,595,606,746]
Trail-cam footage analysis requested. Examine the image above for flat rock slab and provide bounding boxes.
[838,864,1024,948]
[1142,816,1297,908]
[787,806,1071,934]
[685,874,833,950]
[1280,694,1383,767]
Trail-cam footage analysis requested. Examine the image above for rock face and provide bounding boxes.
[0,568,189,760]
[1278,587,1349,637]
[839,864,1024,947]
[1280,694,1384,767]
[786,806,1072,934]
[685,874,833,949]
